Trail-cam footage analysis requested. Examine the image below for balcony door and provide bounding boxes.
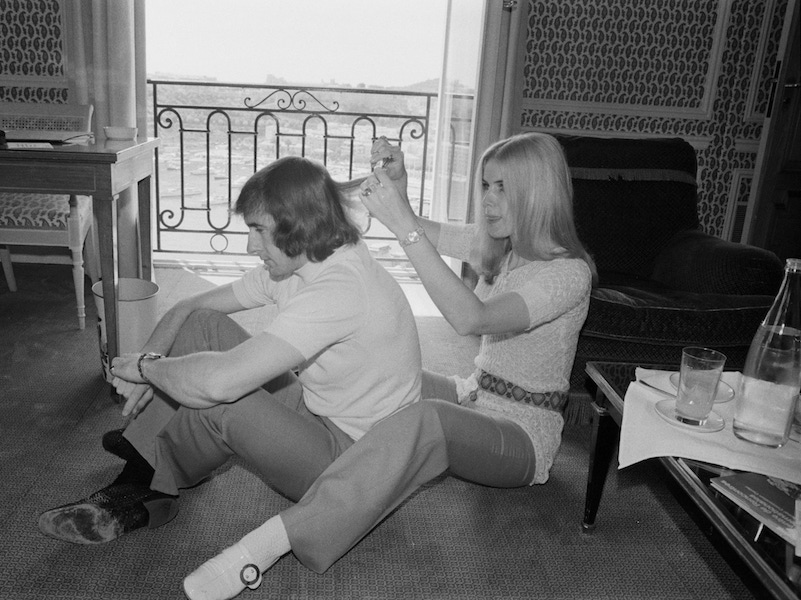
[144,1,518,262]
[432,0,526,226]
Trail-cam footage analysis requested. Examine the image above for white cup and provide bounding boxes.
[103,126,138,140]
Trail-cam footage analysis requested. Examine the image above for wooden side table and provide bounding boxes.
[0,138,160,359]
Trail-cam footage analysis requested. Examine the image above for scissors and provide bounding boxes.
[371,155,393,171]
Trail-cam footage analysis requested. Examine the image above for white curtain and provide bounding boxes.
[66,0,148,278]
[430,0,523,227]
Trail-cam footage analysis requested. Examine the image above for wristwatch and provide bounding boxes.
[399,226,425,248]
[137,352,164,384]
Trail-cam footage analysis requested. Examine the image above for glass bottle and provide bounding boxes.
[733,258,801,447]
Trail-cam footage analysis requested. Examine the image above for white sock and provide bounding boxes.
[239,515,291,572]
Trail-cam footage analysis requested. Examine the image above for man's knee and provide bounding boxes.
[172,309,234,355]
[182,308,226,332]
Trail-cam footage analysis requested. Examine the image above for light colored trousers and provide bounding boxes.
[124,309,536,573]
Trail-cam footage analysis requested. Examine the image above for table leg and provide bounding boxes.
[93,194,120,360]
[582,400,619,531]
[137,175,153,281]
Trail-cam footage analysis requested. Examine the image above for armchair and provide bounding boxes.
[555,134,784,423]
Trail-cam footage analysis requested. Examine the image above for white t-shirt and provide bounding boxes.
[232,241,421,440]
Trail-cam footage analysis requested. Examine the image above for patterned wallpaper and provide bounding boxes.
[519,0,788,240]
[525,0,718,110]
[0,0,68,103]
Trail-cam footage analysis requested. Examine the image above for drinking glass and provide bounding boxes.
[675,347,727,425]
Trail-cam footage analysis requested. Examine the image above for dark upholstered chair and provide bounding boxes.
[556,135,784,423]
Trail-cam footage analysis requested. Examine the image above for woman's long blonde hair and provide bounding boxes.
[472,132,597,284]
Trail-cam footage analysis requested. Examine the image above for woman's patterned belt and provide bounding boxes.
[469,370,568,413]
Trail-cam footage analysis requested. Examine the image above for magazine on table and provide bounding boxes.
[710,471,800,551]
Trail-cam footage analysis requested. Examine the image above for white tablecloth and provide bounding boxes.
[618,369,801,485]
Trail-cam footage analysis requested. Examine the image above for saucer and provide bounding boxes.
[654,399,725,433]
[669,372,734,403]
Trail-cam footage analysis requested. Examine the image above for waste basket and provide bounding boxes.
[92,278,159,382]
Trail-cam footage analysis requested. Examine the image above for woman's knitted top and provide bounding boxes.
[438,223,592,483]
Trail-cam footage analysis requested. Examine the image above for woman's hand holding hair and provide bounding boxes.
[370,137,409,200]
[359,168,419,240]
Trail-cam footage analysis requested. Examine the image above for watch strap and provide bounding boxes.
[137,352,163,384]
[399,226,425,248]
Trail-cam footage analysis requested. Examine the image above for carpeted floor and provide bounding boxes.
[0,264,765,599]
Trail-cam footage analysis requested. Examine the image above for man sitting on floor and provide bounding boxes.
[37,156,422,546]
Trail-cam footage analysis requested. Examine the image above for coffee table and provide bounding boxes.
[582,361,800,600]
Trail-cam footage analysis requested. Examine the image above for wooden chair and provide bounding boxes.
[0,103,98,329]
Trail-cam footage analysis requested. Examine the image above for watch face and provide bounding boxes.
[401,227,424,246]
[240,564,260,585]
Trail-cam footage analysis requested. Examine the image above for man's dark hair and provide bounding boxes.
[234,156,361,261]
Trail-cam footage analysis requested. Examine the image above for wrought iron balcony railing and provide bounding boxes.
[148,79,450,268]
